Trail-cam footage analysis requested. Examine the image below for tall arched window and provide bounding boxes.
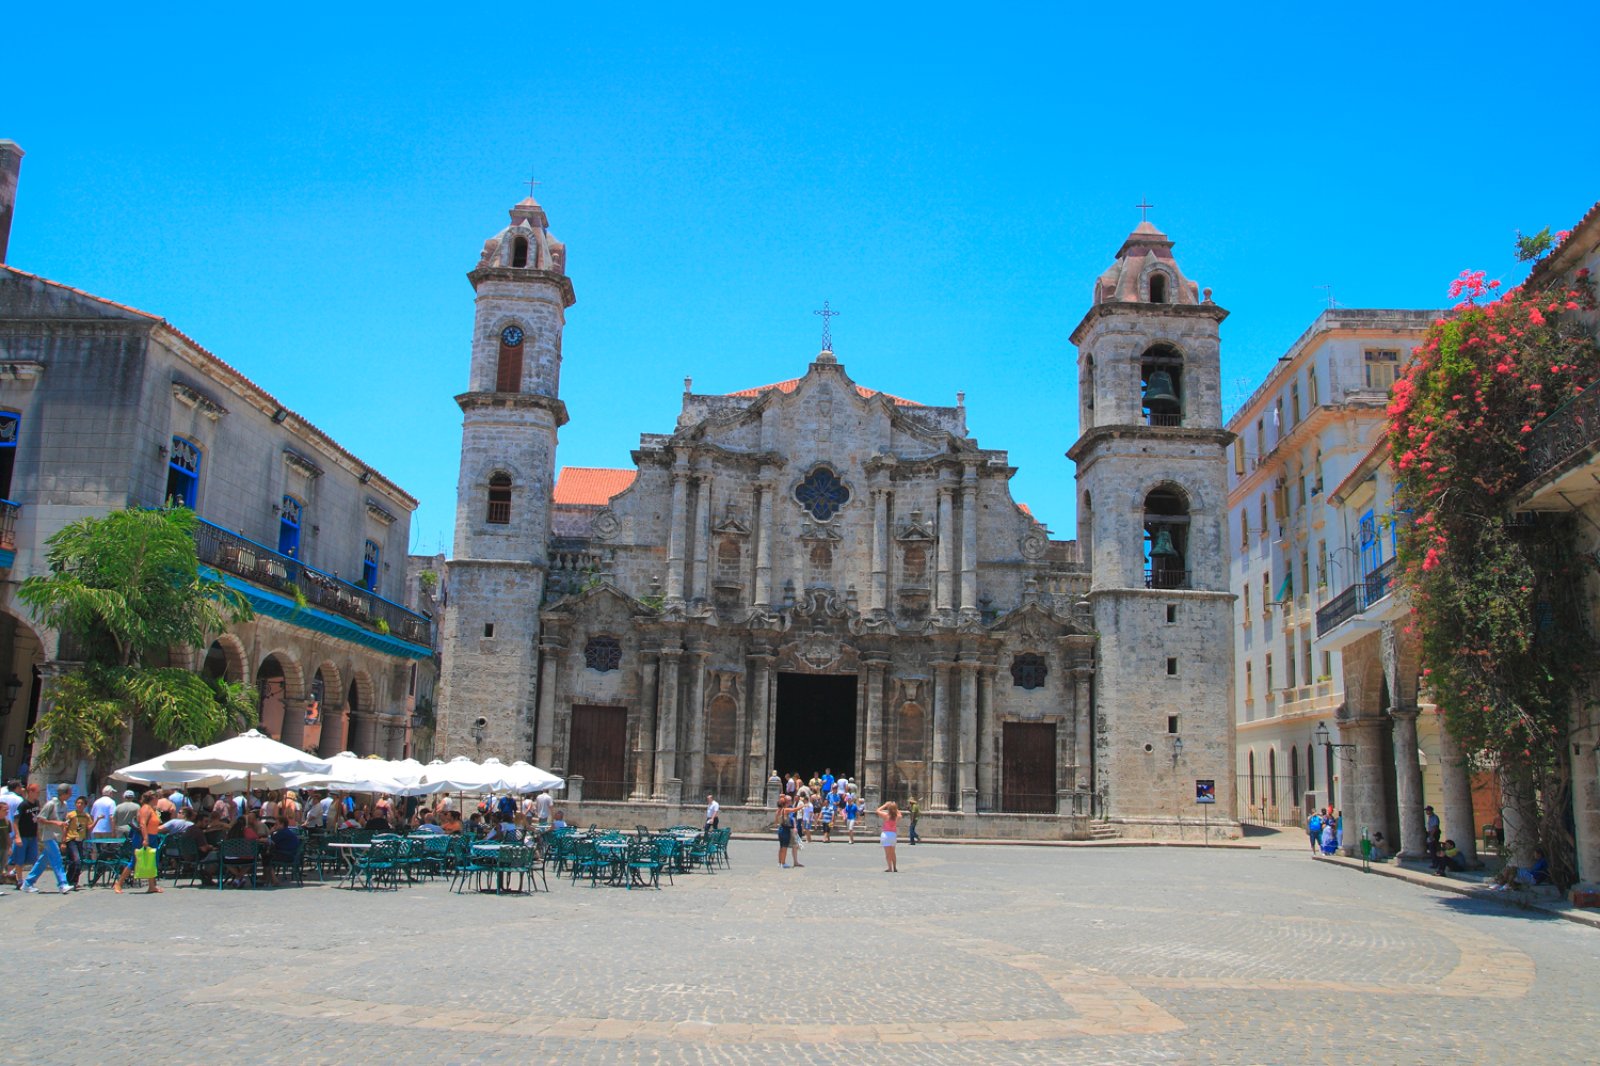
[486,473,512,524]
[1139,343,1183,427]
[1307,744,1317,792]
[278,495,302,558]
[1149,273,1167,303]
[1268,748,1278,806]
[1248,750,1257,805]
[511,235,529,268]
[1290,746,1301,805]
[1143,485,1190,589]
[496,325,525,393]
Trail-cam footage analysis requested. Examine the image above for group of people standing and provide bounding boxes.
[772,769,918,873]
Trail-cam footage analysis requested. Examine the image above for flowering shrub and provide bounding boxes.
[1390,247,1598,884]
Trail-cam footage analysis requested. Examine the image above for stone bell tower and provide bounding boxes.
[436,195,574,761]
[1066,220,1237,829]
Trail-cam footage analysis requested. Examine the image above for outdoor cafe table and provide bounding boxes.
[86,837,129,885]
[327,841,371,885]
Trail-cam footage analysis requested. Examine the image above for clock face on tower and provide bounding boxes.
[500,325,524,346]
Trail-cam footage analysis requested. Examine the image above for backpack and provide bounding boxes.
[1308,814,1323,834]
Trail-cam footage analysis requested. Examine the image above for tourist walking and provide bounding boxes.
[876,801,900,872]
[64,795,92,886]
[114,790,164,894]
[704,794,720,832]
[1307,810,1323,854]
[10,782,41,885]
[844,794,859,843]
[21,783,74,893]
[907,797,920,845]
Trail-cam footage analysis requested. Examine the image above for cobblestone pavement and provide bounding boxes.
[5,839,1597,1064]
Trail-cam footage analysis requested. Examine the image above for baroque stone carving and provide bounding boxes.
[590,507,621,540]
[1020,525,1048,560]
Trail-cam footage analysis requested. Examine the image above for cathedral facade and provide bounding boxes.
[435,199,1237,836]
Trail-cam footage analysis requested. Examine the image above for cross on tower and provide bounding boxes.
[1136,198,1155,222]
[524,173,542,199]
[814,301,840,351]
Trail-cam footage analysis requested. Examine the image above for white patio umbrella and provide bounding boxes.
[160,728,334,794]
[409,754,507,795]
[283,751,408,794]
[112,745,284,790]
[503,760,564,794]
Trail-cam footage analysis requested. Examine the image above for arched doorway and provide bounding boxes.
[257,658,287,740]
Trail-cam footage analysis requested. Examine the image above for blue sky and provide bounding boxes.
[7,4,1598,548]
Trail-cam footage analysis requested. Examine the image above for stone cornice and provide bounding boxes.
[1066,424,1233,463]
[455,391,569,427]
[1069,300,1229,346]
[466,266,576,308]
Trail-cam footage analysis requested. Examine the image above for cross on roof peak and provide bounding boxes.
[524,173,541,199]
[1136,198,1155,223]
[813,301,840,351]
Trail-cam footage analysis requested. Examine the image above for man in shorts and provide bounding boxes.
[845,795,859,843]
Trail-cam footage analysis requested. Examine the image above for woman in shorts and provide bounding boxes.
[875,801,900,873]
[772,794,803,869]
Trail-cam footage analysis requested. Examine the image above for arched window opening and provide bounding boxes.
[257,656,287,740]
[1268,748,1278,806]
[1248,750,1257,805]
[1143,486,1190,589]
[496,325,525,393]
[167,436,201,508]
[486,473,512,525]
[1139,343,1183,427]
[1307,744,1317,792]
[1290,746,1301,806]
[511,235,529,268]
[1149,273,1167,303]
[278,495,302,559]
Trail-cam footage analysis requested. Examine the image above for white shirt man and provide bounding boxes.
[90,787,117,836]
[534,791,552,825]
[704,795,720,830]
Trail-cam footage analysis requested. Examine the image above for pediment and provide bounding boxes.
[542,580,658,618]
[895,511,934,542]
[987,600,1084,640]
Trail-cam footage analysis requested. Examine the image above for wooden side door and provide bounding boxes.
[1002,721,1057,814]
[569,705,628,801]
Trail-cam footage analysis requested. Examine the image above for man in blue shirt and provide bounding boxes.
[821,770,835,796]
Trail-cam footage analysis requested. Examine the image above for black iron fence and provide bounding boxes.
[195,518,432,647]
[1521,377,1600,488]
[1315,557,1397,635]
[1145,568,1190,590]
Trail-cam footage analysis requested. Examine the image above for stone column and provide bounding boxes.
[745,648,773,803]
[931,660,952,809]
[665,468,690,602]
[960,468,979,615]
[684,642,710,795]
[1339,715,1391,857]
[958,656,978,812]
[755,482,774,607]
[1435,710,1478,867]
[691,473,712,600]
[1072,668,1093,792]
[653,646,682,798]
[935,486,955,613]
[534,639,563,770]
[631,649,659,800]
[1571,701,1600,884]
[1500,765,1539,866]
[864,656,887,793]
[1390,707,1426,859]
[976,663,996,808]
[870,488,889,614]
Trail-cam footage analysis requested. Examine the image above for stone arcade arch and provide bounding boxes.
[255,652,305,744]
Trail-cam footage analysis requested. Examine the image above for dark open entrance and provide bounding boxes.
[773,672,857,782]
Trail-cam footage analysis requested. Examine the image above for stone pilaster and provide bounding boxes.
[653,646,682,798]
[534,639,563,770]
[684,642,710,793]
[745,647,773,803]
[630,648,659,800]
[864,655,887,795]
[665,467,689,602]
[960,466,979,616]
[1339,714,1391,857]
[1390,707,1426,859]
[1435,709,1478,867]
[754,479,774,607]
[931,659,952,809]
[1071,667,1093,791]
[870,488,889,614]
[976,663,996,807]
[691,472,712,600]
[935,486,955,613]
[1571,699,1600,884]
[958,655,978,810]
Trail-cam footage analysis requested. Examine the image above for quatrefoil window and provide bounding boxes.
[584,635,622,672]
[795,466,851,521]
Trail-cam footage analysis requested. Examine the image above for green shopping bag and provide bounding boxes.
[133,846,159,879]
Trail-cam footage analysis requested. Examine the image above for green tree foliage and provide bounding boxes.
[1390,261,1599,888]
[18,507,256,762]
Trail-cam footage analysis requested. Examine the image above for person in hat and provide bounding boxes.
[90,786,117,838]
[113,790,140,833]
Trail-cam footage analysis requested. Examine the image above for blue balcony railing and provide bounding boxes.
[194,518,431,648]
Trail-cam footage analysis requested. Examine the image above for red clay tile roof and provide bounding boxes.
[1017,502,1032,517]
[1,265,418,508]
[554,467,637,506]
[727,379,922,407]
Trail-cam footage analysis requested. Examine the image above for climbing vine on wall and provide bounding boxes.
[1389,241,1598,885]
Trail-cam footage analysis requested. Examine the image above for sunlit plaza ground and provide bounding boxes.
[7,832,1598,1065]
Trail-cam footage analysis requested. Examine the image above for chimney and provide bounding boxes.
[0,141,22,265]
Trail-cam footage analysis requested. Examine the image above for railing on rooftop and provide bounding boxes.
[1144,568,1190,590]
[1145,412,1183,428]
[195,518,432,648]
[1315,557,1397,636]
[1521,377,1600,489]
[0,499,17,552]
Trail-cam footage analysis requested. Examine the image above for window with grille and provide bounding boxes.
[487,473,512,524]
[0,412,18,500]
[167,436,201,509]
[584,635,622,672]
[794,467,850,521]
[1011,653,1048,690]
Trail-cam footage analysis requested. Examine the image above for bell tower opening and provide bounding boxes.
[773,672,857,782]
[1149,273,1167,303]
[1143,485,1190,589]
[1140,344,1183,427]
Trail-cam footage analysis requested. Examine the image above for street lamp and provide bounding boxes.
[1314,722,1353,751]
[0,673,21,715]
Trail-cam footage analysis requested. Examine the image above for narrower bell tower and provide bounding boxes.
[1066,220,1237,828]
[436,195,574,762]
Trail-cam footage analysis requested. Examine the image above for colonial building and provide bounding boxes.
[1224,309,1434,827]
[436,200,1239,837]
[0,141,434,776]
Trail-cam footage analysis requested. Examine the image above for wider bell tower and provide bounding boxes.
[436,195,574,761]
[1066,220,1237,830]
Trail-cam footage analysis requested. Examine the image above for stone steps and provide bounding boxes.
[1088,823,1122,840]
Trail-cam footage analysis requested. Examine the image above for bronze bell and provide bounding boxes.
[1150,528,1178,559]
[1143,369,1181,414]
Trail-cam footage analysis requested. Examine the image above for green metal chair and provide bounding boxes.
[350,839,402,891]
[215,838,258,889]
